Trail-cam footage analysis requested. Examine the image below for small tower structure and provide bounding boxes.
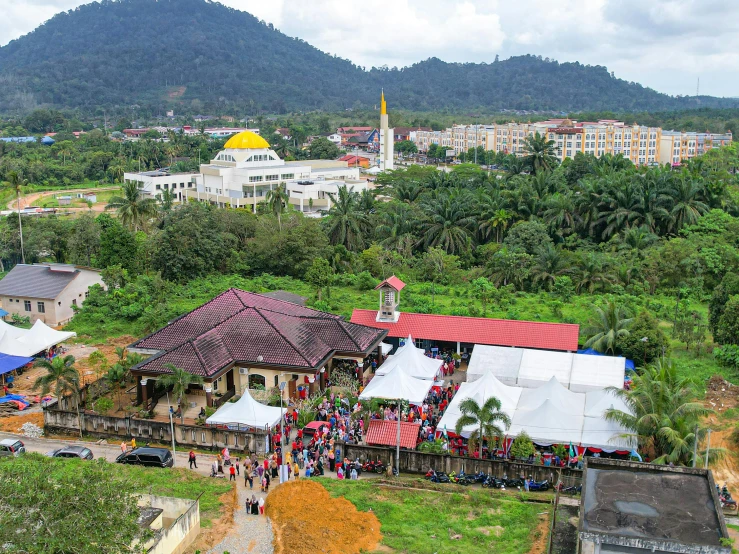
[375,275,405,322]
[379,90,395,171]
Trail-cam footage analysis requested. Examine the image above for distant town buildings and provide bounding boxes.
[414,119,732,166]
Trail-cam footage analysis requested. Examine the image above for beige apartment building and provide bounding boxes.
[414,120,731,166]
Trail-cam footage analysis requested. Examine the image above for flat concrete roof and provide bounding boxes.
[579,459,729,553]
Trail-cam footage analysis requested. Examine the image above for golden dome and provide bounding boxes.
[223,130,270,150]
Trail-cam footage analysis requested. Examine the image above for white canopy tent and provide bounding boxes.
[517,349,574,389]
[436,370,633,451]
[466,344,625,392]
[0,319,76,357]
[380,342,393,356]
[467,345,522,386]
[375,336,442,381]
[437,371,521,438]
[359,366,432,406]
[510,399,585,445]
[517,376,585,416]
[206,388,285,430]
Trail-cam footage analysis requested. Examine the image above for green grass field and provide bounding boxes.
[317,478,545,554]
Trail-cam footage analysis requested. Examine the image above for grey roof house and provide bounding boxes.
[0,264,104,326]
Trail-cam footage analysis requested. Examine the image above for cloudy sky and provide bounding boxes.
[2,0,737,97]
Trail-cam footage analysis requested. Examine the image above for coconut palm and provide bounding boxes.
[105,181,158,232]
[265,182,290,232]
[376,202,417,251]
[454,397,511,460]
[6,171,26,264]
[605,358,712,465]
[584,301,633,354]
[323,185,370,251]
[157,363,205,424]
[543,193,579,237]
[521,132,559,175]
[33,355,82,437]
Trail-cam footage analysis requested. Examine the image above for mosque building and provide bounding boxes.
[125,129,367,215]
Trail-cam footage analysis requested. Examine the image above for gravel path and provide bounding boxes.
[207,476,274,554]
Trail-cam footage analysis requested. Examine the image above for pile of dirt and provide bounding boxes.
[0,411,43,432]
[265,480,382,554]
[705,376,739,413]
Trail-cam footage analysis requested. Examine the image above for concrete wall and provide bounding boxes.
[43,405,271,454]
[138,495,200,554]
[343,443,583,483]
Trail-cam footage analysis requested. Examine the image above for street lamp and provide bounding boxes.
[165,390,176,466]
[640,337,648,367]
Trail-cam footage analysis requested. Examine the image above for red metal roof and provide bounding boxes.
[350,310,579,352]
[366,420,420,449]
[130,289,386,377]
[375,276,406,292]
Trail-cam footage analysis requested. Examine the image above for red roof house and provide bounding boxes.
[365,420,420,449]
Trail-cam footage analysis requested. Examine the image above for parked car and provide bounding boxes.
[0,438,26,457]
[116,447,173,468]
[46,445,94,460]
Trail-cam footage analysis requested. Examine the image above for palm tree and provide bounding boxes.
[157,363,205,424]
[6,171,26,264]
[105,181,158,232]
[265,182,290,232]
[531,244,570,290]
[33,355,82,437]
[376,202,417,251]
[668,177,709,232]
[323,185,369,251]
[454,397,511,460]
[419,191,476,254]
[584,301,633,354]
[521,132,559,174]
[605,358,711,465]
[106,364,127,411]
[159,189,175,212]
[543,193,579,237]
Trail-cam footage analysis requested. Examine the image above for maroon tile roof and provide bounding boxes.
[131,289,386,377]
[366,420,420,449]
[375,275,406,292]
[350,310,580,352]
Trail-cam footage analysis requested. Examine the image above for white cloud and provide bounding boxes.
[1,0,738,97]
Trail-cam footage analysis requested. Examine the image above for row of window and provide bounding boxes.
[155,182,193,191]
[247,173,295,183]
[246,154,276,162]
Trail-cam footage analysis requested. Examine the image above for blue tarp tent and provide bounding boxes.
[0,353,34,376]
[577,348,635,372]
[0,309,7,317]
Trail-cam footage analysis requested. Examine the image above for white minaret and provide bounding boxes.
[379,90,394,171]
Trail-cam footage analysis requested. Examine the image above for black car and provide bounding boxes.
[116,447,174,468]
[46,445,94,460]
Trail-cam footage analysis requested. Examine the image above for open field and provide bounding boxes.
[315,477,546,554]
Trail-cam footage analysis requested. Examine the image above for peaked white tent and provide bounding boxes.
[359,366,432,405]
[375,335,442,380]
[206,388,285,430]
[517,376,585,416]
[510,399,585,445]
[0,319,76,357]
[580,389,635,451]
[517,349,574,389]
[437,371,521,438]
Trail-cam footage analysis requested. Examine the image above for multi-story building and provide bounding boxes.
[413,119,731,166]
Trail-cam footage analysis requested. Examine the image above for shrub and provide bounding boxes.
[509,431,535,460]
[355,271,378,290]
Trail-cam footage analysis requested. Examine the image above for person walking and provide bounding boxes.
[350,467,358,480]
[258,496,265,515]
[293,461,300,480]
[229,465,236,481]
[131,437,136,449]
[121,441,127,454]
[250,495,258,515]
[245,468,253,489]
[235,459,240,476]
[188,450,197,469]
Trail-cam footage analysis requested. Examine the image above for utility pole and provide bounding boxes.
[166,392,176,466]
[705,428,712,468]
[692,424,698,467]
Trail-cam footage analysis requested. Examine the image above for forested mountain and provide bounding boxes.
[1,0,736,115]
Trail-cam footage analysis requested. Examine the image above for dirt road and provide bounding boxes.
[8,186,120,212]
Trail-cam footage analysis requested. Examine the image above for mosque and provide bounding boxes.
[123,91,395,213]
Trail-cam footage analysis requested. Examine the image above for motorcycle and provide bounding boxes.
[503,477,525,488]
[362,459,386,474]
[471,471,488,484]
[719,484,738,510]
[482,475,504,489]
[527,479,550,492]
[429,470,450,484]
